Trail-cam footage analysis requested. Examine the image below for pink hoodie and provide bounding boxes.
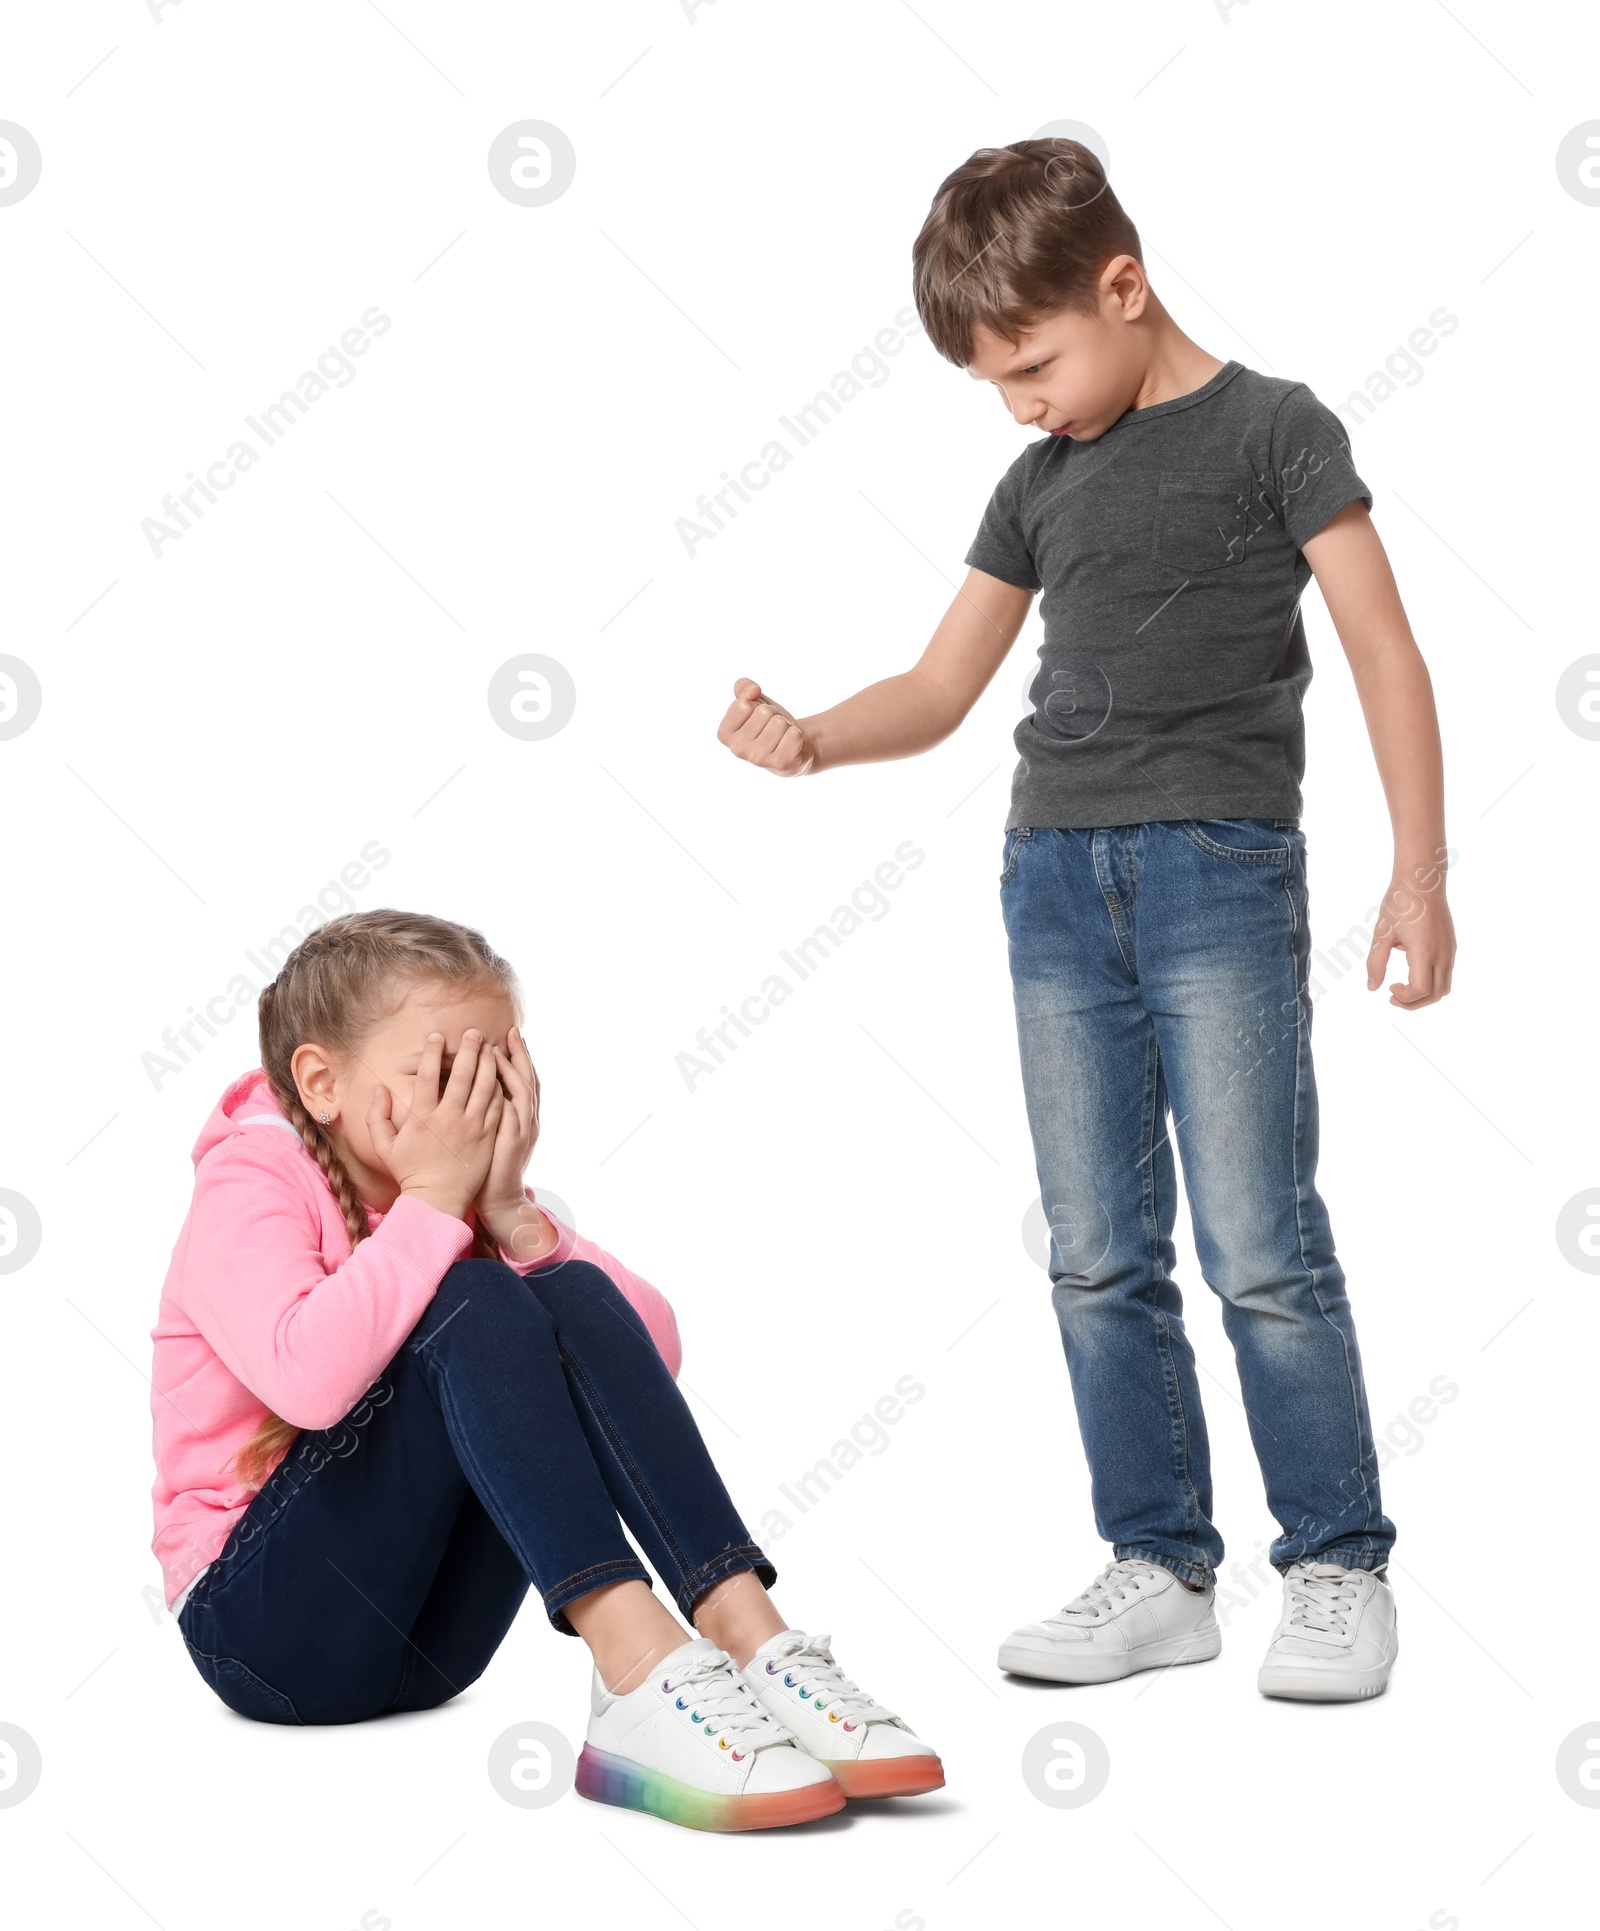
[149,1069,682,1610]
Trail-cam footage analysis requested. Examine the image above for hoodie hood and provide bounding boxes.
[192,1068,298,1168]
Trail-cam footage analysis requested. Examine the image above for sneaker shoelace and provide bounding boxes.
[757,1632,898,1728]
[662,1647,797,1757]
[1047,1558,1160,1625]
[1284,1563,1364,1635]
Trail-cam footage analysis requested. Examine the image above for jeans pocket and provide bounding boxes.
[999,826,1033,886]
[1180,818,1291,864]
[1152,471,1252,573]
[184,1642,304,1725]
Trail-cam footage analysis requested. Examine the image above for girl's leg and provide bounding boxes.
[180,1332,535,1725]
[384,1483,531,1714]
[511,1264,949,1813]
[182,1257,762,1723]
[404,1258,790,1688]
[565,1571,789,1684]
[564,1579,700,1693]
[515,1258,779,1628]
[689,1571,786,1667]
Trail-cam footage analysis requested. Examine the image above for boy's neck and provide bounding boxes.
[1125,314,1228,414]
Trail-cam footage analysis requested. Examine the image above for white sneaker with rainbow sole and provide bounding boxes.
[578,1636,844,1832]
[741,1630,945,1799]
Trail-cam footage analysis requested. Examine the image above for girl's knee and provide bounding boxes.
[521,1259,652,1346]
[440,1254,523,1289]
[438,1255,541,1303]
[424,1257,558,1342]
[519,1256,614,1302]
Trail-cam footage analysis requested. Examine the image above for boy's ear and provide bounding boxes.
[289,1041,338,1115]
[1102,253,1149,321]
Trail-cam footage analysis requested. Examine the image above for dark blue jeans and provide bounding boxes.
[1000,820,1395,1588]
[178,1257,773,1725]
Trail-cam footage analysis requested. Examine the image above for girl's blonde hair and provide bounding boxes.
[230,908,522,1490]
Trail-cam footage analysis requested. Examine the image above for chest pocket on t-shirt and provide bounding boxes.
[1151,471,1253,573]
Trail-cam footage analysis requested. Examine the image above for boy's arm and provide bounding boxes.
[1302,501,1456,1010]
[717,568,1035,775]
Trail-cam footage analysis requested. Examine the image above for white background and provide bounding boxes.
[1,2,1595,1927]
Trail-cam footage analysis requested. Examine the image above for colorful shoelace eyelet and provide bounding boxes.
[843,1721,858,1731]
[827,1711,841,1723]
[732,1750,746,1761]
[718,1737,731,1750]
[783,1673,796,1687]
[799,1687,813,1699]
[675,1697,688,1709]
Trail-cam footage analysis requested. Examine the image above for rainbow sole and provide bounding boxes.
[823,1754,946,1800]
[575,1743,845,1832]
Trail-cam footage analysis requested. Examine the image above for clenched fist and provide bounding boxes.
[717,678,817,776]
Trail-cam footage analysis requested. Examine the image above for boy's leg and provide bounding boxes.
[1001,825,1224,1587]
[1135,819,1395,1576]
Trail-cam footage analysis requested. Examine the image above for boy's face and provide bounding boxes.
[966,257,1148,441]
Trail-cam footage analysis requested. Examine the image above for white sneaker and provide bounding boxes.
[742,1630,945,1799]
[999,1558,1221,1684]
[1257,1562,1397,1702]
[577,1635,844,1831]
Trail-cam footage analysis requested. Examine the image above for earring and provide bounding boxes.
[318,1110,333,1125]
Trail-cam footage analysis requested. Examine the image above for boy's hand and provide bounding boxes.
[1367,871,1455,1009]
[717,678,817,776]
[471,1027,552,1257]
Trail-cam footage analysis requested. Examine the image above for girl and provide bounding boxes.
[150,910,943,1831]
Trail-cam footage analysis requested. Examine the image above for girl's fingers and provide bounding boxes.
[367,1084,397,1156]
[493,1036,531,1099]
[495,1042,535,1140]
[506,1026,539,1108]
[465,1030,502,1124]
[412,1033,445,1119]
[490,1046,522,1136]
[443,1029,482,1111]
[490,1074,519,1142]
[515,1031,542,1141]
[482,1086,507,1159]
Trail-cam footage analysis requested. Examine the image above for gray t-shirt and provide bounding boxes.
[964,360,1371,829]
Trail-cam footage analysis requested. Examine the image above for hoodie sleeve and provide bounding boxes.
[178,1135,474,1430]
[496,1195,683,1378]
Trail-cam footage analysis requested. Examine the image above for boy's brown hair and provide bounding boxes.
[911,139,1143,368]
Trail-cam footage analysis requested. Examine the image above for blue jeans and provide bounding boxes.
[1000,819,1394,1588]
[178,1257,773,1725]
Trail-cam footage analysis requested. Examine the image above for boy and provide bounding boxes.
[716,140,1455,1702]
